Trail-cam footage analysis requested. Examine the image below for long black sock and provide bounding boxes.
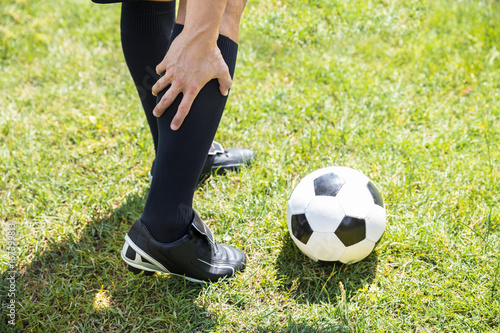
[120,1,176,154]
[141,24,239,243]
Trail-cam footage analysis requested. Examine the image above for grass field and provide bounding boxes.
[1,0,499,331]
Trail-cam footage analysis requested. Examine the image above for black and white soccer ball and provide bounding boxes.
[287,166,386,264]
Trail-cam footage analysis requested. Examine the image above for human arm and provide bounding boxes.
[152,0,232,131]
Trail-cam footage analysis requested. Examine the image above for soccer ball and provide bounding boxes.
[287,166,386,264]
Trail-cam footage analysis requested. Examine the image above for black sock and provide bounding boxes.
[120,1,176,154]
[140,24,239,243]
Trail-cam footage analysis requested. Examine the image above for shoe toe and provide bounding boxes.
[209,148,255,175]
[206,244,245,280]
[224,148,255,165]
[219,244,246,268]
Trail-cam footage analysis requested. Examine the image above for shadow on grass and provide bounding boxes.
[275,233,379,306]
[1,189,217,332]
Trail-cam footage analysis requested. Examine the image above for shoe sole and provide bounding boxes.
[121,235,206,284]
[211,163,241,175]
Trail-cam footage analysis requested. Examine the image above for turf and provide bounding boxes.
[1,0,499,331]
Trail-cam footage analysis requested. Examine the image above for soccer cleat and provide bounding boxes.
[148,141,255,181]
[202,141,255,176]
[121,211,246,283]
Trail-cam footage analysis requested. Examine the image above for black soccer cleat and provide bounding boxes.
[121,211,246,283]
[148,141,255,181]
[127,264,155,276]
[202,141,255,176]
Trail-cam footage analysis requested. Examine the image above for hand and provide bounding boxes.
[152,30,233,131]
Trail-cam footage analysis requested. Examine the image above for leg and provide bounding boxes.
[120,0,176,155]
[121,0,248,282]
[142,0,248,242]
[119,0,252,179]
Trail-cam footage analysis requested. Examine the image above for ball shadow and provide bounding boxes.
[274,232,379,305]
[1,189,217,332]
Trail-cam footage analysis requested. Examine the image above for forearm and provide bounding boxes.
[181,0,228,45]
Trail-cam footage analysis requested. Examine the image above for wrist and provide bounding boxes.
[182,24,219,47]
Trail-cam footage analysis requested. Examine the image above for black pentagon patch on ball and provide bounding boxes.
[291,214,313,244]
[314,172,346,197]
[367,181,384,208]
[335,216,366,246]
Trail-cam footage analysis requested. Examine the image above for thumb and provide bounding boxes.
[218,70,233,96]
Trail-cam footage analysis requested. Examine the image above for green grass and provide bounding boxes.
[1,0,499,331]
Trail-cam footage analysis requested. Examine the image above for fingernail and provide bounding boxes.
[170,123,178,131]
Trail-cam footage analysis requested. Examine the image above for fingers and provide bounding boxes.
[156,58,167,76]
[153,83,180,118]
[218,69,233,96]
[169,90,197,131]
[153,80,199,130]
[154,71,232,131]
[152,69,173,97]
[151,46,233,131]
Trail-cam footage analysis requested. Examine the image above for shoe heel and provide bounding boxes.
[124,243,155,276]
[128,265,155,276]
